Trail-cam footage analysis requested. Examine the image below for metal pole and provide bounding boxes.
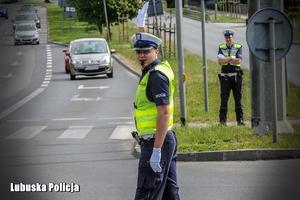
[269,17,278,143]
[201,0,209,112]
[248,0,260,127]
[151,0,164,60]
[175,0,186,125]
[214,3,217,20]
[103,0,110,47]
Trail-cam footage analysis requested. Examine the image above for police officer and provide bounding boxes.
[132,2,180,200]
[217,29,245,126]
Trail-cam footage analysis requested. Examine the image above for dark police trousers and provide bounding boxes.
[219,74,244,122]
[134,130,180,200]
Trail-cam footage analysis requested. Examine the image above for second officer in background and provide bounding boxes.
[217,29,245,126]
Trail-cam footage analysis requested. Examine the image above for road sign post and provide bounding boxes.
[246,8,294,142]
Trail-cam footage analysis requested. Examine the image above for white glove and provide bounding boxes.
[217,54,225,58]
[150,148,162,173]
[136,2,149,27]
[231,56,236,59]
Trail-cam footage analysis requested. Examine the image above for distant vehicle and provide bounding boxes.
[0,0,19,4]
[14,22,40,45]
[62,40,74,74]
[0,5,8,19]
[18,4,37,13]
[66,38,115,80]
[11,12,41,30]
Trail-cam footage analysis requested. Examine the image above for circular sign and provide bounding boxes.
[246,8,293,62]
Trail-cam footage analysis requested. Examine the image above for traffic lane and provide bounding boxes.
[0,43,139,199]
[1,42,138,123]
[0,4,48,111]
[177,159,300,200]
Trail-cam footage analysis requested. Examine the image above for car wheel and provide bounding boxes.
[70,72,75,80]
[14,42,18,46]
[36,42,40,45]
[107,71,113,78]
[65,65,70,74]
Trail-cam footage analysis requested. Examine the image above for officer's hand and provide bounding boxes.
[136,2,149,28]
[150,148,162,173]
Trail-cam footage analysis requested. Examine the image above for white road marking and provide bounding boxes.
[98,117,132,120]
[11,61,20,66]
[6,126,47,139]
[78,85,109,89]
[58,126,93,139]
[7,119,41,122]
[3,73,12,77]
[0,88,45,120]
[52,118,86,121]
[109,125,135,140]
[71,95,102,101]
[16,51,23,55]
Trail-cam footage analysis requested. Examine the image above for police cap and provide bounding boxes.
[222,29,235,37]
[131,32,162,50]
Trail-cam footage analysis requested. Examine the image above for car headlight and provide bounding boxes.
[33,33,39,38]
[14,34,20,39]
[102,56,110,63]
[72,58,82,65]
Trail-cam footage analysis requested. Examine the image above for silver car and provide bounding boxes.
[66,38,115,80]
[14,22,39,45]
[11,12,40,30]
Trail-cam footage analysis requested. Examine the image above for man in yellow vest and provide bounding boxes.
[217,29,245,126]
[132,2,180,199]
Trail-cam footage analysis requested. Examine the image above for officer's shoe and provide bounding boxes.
[237,120,246,126]
[219,120,227,126]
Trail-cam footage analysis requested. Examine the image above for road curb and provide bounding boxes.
[132,143,300,161]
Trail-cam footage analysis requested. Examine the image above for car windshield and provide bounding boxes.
[73,41,108,55]
[16,24,36,31]
[19,6,35,12]
[15,14,35,21]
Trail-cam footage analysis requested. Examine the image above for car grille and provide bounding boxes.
[76,67,109,73]
[20,35,33,38]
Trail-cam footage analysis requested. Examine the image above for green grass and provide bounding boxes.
[27,2,300,152]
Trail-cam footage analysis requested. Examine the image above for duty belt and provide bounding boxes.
[220,72,238,77]
[141,134,156,140]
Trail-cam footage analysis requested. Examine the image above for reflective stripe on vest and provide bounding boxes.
[219,43,241,67]
[134,60,174,136]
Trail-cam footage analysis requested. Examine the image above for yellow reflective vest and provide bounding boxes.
[219,43,242,67]
[134,60,174,136]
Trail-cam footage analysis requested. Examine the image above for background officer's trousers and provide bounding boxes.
[219,75,244,122]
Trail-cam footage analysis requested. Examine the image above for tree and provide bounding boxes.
[70,0,141,37]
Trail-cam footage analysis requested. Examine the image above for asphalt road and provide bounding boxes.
[0,2,299,200]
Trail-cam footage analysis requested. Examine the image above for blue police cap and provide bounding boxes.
[131,32,162,50]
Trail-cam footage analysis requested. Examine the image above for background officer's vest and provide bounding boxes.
[134,61,174,136]
[219,43,241,68]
